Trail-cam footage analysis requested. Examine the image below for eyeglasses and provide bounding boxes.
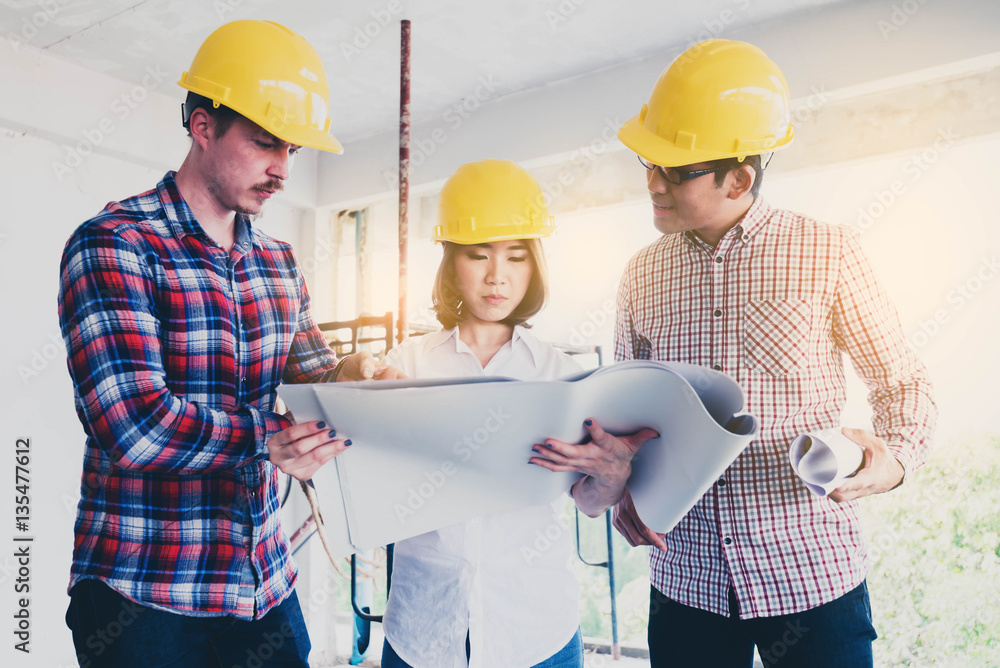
[637,156,729,185]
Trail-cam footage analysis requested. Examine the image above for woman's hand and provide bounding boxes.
[530,418,658,516]
[268,420,351,481]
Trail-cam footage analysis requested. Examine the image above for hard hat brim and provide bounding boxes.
[432,227,555,245]
[273,124,344,154]
[618,113,792,167]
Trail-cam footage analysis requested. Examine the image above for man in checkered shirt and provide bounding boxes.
[611,40,937,667]
[59,21,400,667]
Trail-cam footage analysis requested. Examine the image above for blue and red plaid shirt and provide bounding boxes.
[59,172,339,619]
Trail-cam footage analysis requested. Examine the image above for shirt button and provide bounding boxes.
[713,364,722,371]
[718,478,727,487]
[723,537,733,545]
[715,256,723,264]
[249,490,256,499]
[713,309,722,317]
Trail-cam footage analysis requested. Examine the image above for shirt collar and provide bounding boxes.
[422,326,461,353]
[156,171,262,250]
[732,197,772,244]
[682,197,774,251]
[424,324,541,367]
[510,325,543,367]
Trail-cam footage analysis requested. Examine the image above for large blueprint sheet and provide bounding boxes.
[279,360,759,557]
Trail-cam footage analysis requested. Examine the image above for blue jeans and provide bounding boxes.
[382,627,583,667]
[65,578,310,668]
[648,581,877,667]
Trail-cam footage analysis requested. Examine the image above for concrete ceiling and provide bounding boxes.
[0,0,853,143]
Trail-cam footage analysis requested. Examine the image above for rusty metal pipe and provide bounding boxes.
[397,19,411,344]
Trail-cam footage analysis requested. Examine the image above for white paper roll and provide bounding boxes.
[788,428,864,496]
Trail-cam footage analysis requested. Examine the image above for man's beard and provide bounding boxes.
[233,204,261,220]
[205,175,283,220]
[242,179,285,219]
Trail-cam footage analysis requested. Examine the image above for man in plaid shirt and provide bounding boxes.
[612,40,937,666]
[59,21,399,667]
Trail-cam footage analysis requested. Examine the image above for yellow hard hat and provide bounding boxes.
[618,39,793,167]
[434,160,555,245]
[178,20,343,154]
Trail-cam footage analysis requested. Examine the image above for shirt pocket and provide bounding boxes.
[743,299,812,376]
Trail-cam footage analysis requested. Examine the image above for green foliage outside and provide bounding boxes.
[572,435,1000,665]
[571,507,652,645]
[862,435,1000,666]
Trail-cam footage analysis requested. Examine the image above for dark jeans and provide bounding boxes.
[648,582,878,667]
[65,578,310,668]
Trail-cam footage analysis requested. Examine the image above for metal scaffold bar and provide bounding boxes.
[397,19,411,343]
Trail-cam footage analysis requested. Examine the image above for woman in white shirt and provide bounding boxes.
[380,159,657,668]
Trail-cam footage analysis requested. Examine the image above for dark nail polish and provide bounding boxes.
[546,442,554,448]
[328,429,337,438]
[585,419,593,426]
[317,422,326,429]
[344,439,353,447]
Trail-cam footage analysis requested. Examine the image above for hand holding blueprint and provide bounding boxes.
[279,360,759,557]
[788,428,865,496]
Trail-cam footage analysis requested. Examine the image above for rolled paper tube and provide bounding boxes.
[788,428,864,496]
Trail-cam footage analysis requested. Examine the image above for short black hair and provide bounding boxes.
[711,154,765,199]
[182,92,239,139]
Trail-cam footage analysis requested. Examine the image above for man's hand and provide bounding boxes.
[612,487,667,552]
[828,427,904,503]
[268,420,350,481]
[336,352,406,382]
